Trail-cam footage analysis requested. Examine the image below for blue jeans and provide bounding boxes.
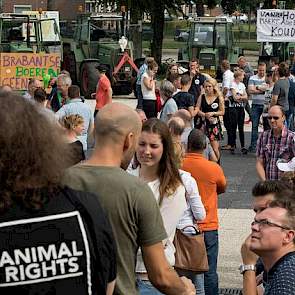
[136,84,143,109]
[137,278,164,295]
[204,230,219,295]
[250,104,264,149]
[176,269,205,295]
[286,107,294,131]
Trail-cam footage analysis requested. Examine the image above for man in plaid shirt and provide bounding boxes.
[256,105,295,180]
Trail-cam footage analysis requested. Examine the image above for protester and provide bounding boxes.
[248,63,267,152]
[94,64,112,117]
[23,78,42,100]
[262,71,275,131]
[166,63,179,80]
[141,60,159,119]
[241,195,295,295]
[195,78,224,160]
[135,57,154,109]
[50,73,72,112]
[173,74,196,118]
[60,114,86,165]
[256,105,295,180]
[0,93,117,294]
[56,85,94,152]
[183,129,227,295]
[33,87,48,107]
[129,118,187,294]
[159,79,178,122]
[271,62,290,113]
[63,103,196,295]
[287,71,295,130]
[227,69,248,154]
[167,72,181,96]
[221,59,234,151]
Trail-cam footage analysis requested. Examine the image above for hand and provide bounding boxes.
[205,112,214,119]
[180,276,196,295]
[241,234,258,265]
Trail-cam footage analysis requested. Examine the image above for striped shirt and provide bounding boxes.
[256,126,295,180]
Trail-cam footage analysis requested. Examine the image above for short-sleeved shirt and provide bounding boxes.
[56,98,94,151]
[222,70,234,97]
[264,251,295,295]
[228,80,246,108]
[173,91,195,110]
[136,63,147,85]
[0,187,116,295]
[256,126,295,180]
[95,75,112,110]
[248,74,266,105]
[159,98,178,122]
[272,78,290,111]
[189,73,206,102]
[62,165,167,295]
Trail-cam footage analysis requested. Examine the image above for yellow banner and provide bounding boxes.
[0,53,61,90]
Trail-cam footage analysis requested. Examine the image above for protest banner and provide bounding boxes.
[257,9,295,42]
[0,53,60,90]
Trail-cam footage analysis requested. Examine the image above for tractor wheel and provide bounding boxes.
[80,62,99,99]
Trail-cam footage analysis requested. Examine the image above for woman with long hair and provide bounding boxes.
[129,118,186,294]
[0,93,116,294]
[195,78,224,160]
[141,60,159,118]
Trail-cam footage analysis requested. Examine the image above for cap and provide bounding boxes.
[277,157,295,172]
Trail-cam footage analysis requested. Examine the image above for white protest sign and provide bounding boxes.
[257,9,295,42]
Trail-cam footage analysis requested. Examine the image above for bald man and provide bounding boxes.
[256,105,295,180]
[63,103,195,295]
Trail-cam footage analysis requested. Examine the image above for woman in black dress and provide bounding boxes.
[195,78,224,160]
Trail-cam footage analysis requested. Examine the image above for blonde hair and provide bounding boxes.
[61,114,84,131]
[205,78,223,99]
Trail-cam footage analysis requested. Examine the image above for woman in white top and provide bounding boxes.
[141,60,158,119]
[129,118,186,295]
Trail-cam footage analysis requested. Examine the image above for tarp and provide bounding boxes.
[257,9,295,42]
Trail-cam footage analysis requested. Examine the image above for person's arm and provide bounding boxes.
[241,235,259,295]
[216,167,226,194]
[142,243,195,295]
[256,158,266,181]
[143,75,154,90]
[106,280,115,295]
[106,87,112,104]
[270,82,279,106]
[214,96,225,116]
[271,94,279,106]
[208,143,218,162]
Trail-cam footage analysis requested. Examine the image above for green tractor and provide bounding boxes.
[178,16,243,80]
[62,13,138,98]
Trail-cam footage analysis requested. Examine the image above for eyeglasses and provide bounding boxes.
[267,116,281,120]
[251,219,291,230]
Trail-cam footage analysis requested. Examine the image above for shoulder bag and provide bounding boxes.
[174,225,209,272]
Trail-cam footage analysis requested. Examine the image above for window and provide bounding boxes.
[14,5,32,13]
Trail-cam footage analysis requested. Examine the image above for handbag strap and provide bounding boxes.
[179,225,201,234]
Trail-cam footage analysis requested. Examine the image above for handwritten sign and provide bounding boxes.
[0,53,60,90]
[257,9,295,42]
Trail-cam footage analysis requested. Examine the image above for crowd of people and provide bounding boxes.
[1,53,295,295]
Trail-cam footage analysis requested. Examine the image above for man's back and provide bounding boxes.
[182,153,226,231]
[63,165,167,295]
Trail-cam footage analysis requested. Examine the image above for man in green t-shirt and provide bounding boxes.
[63,102,195,295]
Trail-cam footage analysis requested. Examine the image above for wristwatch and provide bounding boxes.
[239,264,256,274]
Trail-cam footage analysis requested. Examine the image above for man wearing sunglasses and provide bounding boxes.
[256,105,295,180]
[241,194,295,295]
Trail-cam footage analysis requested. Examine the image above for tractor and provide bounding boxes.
[178,16,243,80]
[62,13,138,98]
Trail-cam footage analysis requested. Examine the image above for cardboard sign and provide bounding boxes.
[257,9,295,42]
[0,53,60,90]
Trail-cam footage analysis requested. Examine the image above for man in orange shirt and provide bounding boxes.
[94,65,112,117]
[183,129,226,295]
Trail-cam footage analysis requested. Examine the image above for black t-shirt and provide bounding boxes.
[0,187,116,295]
[189,73,206,103]
[173,91,195,110]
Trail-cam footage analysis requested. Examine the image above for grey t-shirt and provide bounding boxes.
[272,78,290,111]
[160,98,178,122]
[62,165,167,295]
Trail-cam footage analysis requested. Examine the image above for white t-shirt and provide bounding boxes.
[222,69,234,97]
[141,72,156,100]
[228,80,246,107]
[128,167,186,271]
